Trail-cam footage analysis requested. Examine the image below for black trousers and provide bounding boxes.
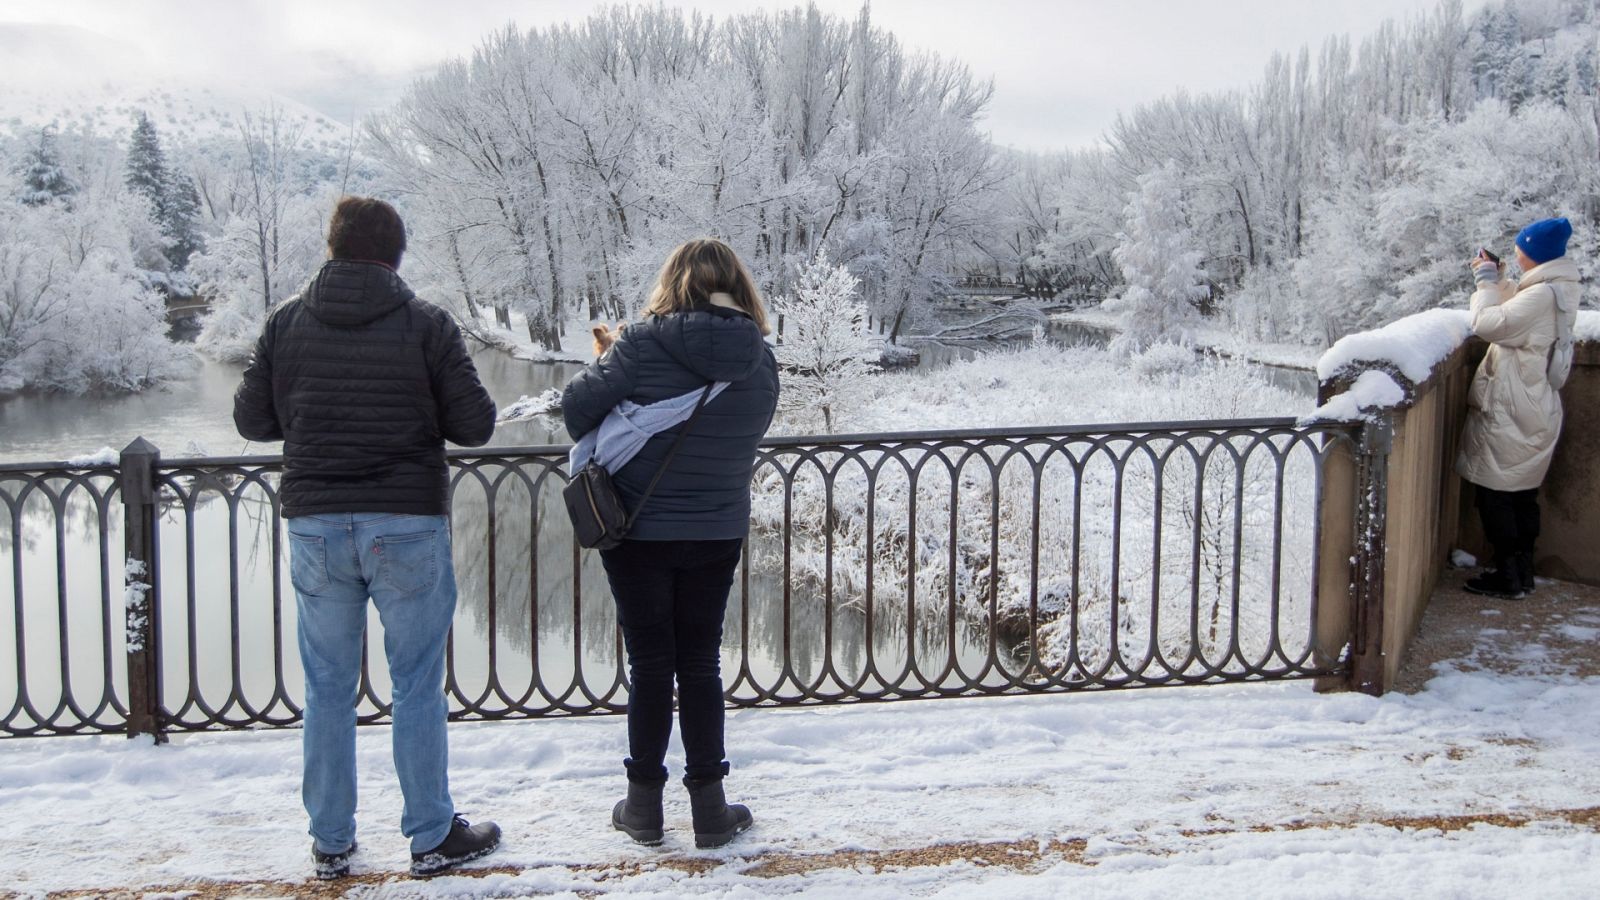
[1475,484,1541,560]
[598,538,743,783]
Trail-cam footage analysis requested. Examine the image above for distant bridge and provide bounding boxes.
[951,276,1055,299]
[165,295,211,324]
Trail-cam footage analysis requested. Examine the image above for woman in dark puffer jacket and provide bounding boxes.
[561,239,780,849]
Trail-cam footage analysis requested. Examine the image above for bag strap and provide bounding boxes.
[624,383,715,531]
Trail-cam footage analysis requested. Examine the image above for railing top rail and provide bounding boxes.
[0,416,1355,474]
[0,459,121,475]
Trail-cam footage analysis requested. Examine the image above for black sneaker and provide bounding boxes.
[410,815,501,878]
[312,839,357,880]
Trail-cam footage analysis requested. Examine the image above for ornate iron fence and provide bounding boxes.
[1,416,1376,739]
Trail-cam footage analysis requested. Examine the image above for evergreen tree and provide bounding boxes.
[125,112,169,208]
[164,173,204,270]
[19,127,76,208]
[124,112,203,271]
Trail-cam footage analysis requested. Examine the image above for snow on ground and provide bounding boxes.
[4,619,1599,897]
[832,341,1305,435]
[1049,306,1323,371]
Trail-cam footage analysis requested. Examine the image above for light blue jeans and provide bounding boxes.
[286,512,457,855]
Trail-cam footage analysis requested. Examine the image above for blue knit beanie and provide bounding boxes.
[1515,217,1572,264]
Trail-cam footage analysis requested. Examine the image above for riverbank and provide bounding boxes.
[465,311,594,365]
[1049,306,1323,372]
[5,638,1596,897]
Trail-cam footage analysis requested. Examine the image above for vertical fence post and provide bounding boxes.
[121,437,166,743]
[1349,415,1392,696]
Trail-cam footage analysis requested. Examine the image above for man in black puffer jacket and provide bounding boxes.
[233,197,501,880]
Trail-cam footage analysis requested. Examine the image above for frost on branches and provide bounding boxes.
[773,252,874,432]
[1103,163,1207,356]
[0,144,191,394]
[192,106,333,363]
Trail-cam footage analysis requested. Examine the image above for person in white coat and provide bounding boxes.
[1457,217,1580,599]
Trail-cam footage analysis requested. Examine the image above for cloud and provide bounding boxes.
[3,0,1489,147]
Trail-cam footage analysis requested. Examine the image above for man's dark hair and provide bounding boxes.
[327,196,407,268]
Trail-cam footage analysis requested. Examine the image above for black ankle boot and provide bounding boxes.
[1515,552,1536,594]
[683,776,752,849]
[612,778,666,845]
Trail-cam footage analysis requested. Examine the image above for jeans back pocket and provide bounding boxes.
[288,533,331,595]
[376,531,439,595]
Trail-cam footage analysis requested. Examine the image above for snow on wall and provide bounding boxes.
[1315,308,1600,420]
[1315,309,1473,383]
[1299,371,1406,424]
[1573,310,1600,343]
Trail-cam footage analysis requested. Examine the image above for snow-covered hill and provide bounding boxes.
[0,23,349,150]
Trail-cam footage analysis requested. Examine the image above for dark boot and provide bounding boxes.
[1515,551,1536,594]
[612,778,666,845]
[311,839,356,880]
[1465,556,1526,600]
[684,776,752,849]
[410,814,501,878]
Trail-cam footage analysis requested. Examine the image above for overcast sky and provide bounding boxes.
[5,0,1489,150]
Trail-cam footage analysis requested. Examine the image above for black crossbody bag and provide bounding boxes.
[562,384,714,550]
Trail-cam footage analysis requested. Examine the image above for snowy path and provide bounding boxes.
[5,623,1600,897]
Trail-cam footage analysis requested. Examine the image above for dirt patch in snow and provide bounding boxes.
[32,811,1600,898]
[739,836,1092,878]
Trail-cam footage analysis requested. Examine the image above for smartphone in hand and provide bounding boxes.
[1478,247,1500,265]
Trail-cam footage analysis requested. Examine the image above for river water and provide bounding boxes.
[0,327,1317,731]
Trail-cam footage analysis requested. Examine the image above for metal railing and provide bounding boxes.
[1,417,1374,739]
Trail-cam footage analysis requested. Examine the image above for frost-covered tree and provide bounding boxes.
[0,159,189,393]
[125,114,168,208]
[1017,0,1600,347]
[368,4,1001,349]
[773,251,873,432]
[192,105,329,361]
[18,127,76,208]
[1104,164,1207,355]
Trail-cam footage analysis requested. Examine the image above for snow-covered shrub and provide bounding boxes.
[773,252,875,432]
[1130,342,1197,382]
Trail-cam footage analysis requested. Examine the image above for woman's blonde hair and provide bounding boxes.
[643,238,772,336]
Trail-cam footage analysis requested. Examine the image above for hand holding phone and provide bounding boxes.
[1470,247,1502,286]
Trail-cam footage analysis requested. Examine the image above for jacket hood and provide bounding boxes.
[299,259,414,326]
[1521,257,1580,288]
[640,307,769,383]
